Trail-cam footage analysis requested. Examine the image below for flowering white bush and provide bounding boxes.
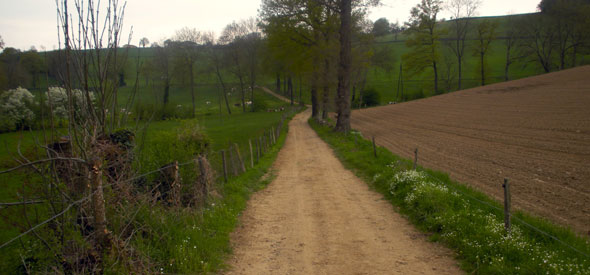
[388,170,427,192]
[46,87,95,120]
[0,87,36,130]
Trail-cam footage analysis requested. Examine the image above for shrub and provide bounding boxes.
[251,96,269,112]
[0,87,36,131]
[354,87,381,107]
[45,87,95,121]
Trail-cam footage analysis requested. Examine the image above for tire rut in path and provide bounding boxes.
[224,109,460,274]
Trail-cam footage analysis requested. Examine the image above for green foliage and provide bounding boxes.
[372,18,391,37]
[354,87,381,107]
[309,119,590,274]
[251,96,269,112]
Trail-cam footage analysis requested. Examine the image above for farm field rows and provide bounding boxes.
[351,66,590,235]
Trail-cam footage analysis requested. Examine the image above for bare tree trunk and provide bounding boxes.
[322,58,330,119]
[215,65,231,115]
[334,0,352,132]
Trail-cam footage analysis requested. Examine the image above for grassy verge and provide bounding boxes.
[121,108,297,274]
[309,119,590,274]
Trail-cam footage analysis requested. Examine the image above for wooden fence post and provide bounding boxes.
[257,138,261,161]
[503,178,511,233]
[221,150,228,183]
[248,139,254,168]
[226,142,236,176]
[171,160,180,207]
[372,136,377,158]
[234,143,246,173]
[196,156,209,204]
[413,148,418,170]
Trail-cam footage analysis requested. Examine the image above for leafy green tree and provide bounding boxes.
[0,47,27,89]
[402,0,444,94]
[173,27,205,117]
[372,17,391,36]
[21,49,45,89]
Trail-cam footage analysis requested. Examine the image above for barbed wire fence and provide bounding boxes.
[366,134,590,259]
[0,106,300,272]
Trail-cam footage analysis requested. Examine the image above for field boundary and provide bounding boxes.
[309,119,590,274]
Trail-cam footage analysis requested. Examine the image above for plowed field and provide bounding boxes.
[351,66,590,235]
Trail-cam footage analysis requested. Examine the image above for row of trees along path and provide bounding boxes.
[224,109,460,274]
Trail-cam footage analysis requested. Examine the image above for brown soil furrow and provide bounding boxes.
[351,66,590,235]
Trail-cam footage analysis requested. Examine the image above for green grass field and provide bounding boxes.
[0,85,296,272]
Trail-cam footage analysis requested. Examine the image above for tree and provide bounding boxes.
[21,49,44,89]
[519,14,556,73]
[503,15,524,81]
[220,21,250,112]
[542,0,590,69]
[153,42,173,105]
[0,34,4,49]
[0,47,27,89]
[372,17,391,36]
[334,0,353,132]
[173,27,203,117]
[206,36,232,115]
[446,0,480,90]
[473,20,497,86]
[238,18,263,111]
[403,0,444,94]
[139,37,149,48]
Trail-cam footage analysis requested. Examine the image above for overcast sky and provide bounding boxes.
[0,0,540,51]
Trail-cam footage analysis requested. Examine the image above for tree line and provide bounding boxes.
[1,0,589,133]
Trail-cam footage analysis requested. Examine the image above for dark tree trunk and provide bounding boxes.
[238,75,246,112]
[276,73,281,94]
[215,64,231,115]
[288,76,293,106]
[457,57,462,90]
[505,43,512,81]
[322,58,330,119]
[298,75,302,104]
[163,79,170,105]
[433,60,439,94]
[480,51,485,86]
[283,75,287,96]
[334,0,352,132]
[311,73,320,119]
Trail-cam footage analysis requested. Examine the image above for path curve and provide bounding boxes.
[224,109,461,274]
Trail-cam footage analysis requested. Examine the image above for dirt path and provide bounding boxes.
[224,109,460,274]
